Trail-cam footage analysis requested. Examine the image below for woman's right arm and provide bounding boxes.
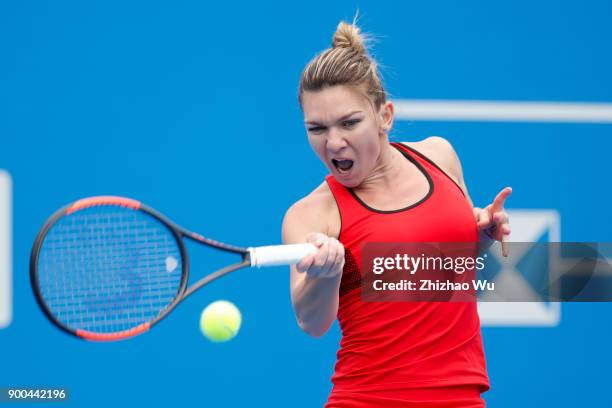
[282,197,345,338]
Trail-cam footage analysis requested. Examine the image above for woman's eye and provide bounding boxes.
[342,119,360,129]
[308,126,325,133]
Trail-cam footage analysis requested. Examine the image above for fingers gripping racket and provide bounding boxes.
[30,196,315,342]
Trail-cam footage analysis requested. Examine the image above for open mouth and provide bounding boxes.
[331,158,354,174]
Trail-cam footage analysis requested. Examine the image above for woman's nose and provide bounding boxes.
[326,127,348,152]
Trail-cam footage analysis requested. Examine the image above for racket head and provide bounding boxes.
[30,196,189,341]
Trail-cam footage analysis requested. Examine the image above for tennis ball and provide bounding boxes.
[199,300,242,342]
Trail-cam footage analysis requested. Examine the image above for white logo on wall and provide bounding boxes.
[0,170,12,329]
[477,210,561,327]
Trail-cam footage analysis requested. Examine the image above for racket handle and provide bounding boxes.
[248,244,317,267]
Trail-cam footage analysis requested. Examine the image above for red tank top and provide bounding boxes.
[324,142,490,408]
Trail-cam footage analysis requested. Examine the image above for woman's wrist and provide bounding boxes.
[478,227,496,256]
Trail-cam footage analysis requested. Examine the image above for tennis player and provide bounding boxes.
[282,20,511,408]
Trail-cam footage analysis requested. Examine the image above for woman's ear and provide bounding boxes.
[379,101,394,134]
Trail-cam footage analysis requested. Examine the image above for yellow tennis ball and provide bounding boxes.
[199,300,242,342]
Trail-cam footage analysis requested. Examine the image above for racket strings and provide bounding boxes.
[37,206,183,334]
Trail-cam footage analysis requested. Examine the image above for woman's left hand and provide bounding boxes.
[474,187,512,257]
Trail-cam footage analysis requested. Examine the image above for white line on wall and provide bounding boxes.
[0,170,12,329]
[392,99,612,123]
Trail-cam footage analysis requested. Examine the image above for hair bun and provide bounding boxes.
[332,21,366,55]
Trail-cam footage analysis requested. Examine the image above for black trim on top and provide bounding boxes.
[347,143,435,214]
[398,142,467,198]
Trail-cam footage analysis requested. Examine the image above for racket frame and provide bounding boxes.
[30,196,252,341]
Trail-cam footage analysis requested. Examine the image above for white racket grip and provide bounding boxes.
[248,244,317,267]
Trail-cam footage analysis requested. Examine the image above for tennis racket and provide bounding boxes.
[30,196,315,342]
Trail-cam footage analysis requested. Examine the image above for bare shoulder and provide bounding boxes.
[282,181,340,243]
[401,136,462,185]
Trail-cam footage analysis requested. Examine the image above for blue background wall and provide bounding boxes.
[1,1,611,406]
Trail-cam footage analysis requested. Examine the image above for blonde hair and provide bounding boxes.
[298,20,386,110]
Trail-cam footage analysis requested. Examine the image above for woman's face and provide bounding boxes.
[302,85,391,188]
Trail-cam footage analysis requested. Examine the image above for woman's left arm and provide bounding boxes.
[420,136,512,257]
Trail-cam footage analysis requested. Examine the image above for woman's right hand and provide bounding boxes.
[296,232,345,279]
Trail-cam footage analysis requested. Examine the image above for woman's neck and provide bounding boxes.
[356,142,406,193]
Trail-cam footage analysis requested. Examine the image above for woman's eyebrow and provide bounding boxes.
[304,110,363,126]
